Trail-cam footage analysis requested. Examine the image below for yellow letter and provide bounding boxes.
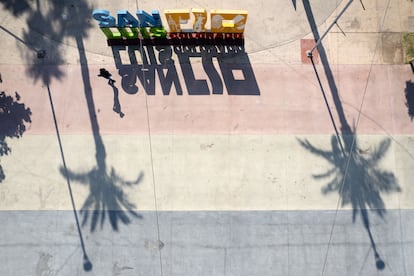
[164,9,191,32]
[210,10,248,33]
[192,8,207,32]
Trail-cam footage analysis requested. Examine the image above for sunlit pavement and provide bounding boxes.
[1,1,414,275]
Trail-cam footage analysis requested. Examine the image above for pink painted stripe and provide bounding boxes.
[1,64,412,135]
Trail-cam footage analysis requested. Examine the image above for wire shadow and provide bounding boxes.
[300,0,402,270]
[111,44,260,96]
[405,80,414,120]
[0,91,32,183]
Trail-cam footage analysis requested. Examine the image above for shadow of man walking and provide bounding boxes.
[110,83,124,118]
[98,68,115,85]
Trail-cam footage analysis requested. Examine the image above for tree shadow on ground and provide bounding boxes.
[2,0,143,269]
[21,3,66,84]
[405,80,414,120]
[0,91,32,183]
[59,70,144,231]
[298,133,401,270]
[0,0,30,16]
[0,0,67,83]
[3,0,144,232]
[61,164,144,232]
[299,0,402,270]
[57,1,144,232]
[1,1,94,270]
[291,0,297,10]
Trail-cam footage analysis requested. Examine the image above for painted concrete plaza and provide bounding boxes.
[0,0,414,275]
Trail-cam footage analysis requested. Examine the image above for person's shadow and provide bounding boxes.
[110,83,124,118]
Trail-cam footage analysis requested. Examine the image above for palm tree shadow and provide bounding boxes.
[298,132,401,270]
[300,0,402,269]
[60,165,144,232]
[3,0,93,270]
[55,1,142,232]
[0,91,32,182]
[5,0,143,238]
[59,58,143,232]
[20,0,66,84]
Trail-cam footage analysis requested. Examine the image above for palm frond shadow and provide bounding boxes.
[298,133,401,269]
[20,2,66,84]
[60,166,144,232]
[299,135,400,219]
[4,0,94,85]
[0,0,31,16]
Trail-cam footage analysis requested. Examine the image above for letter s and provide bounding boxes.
[92,10,116,27]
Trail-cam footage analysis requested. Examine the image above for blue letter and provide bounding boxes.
[92,10,116,27]
[136,10,162,27]
[117,10,139,27]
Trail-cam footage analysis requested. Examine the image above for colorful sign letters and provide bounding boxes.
[92,8,248,45]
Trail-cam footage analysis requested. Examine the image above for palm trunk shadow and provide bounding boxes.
[361,208,385,270]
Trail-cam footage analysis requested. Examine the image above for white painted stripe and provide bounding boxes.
[0,134,412,211]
